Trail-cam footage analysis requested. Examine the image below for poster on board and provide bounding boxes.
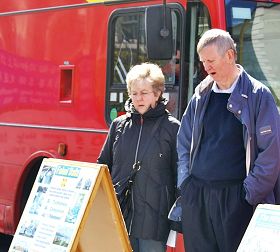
[237,204,280,252]
[9,158,131,252]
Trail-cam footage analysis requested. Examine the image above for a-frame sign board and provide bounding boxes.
[9,158,132,252]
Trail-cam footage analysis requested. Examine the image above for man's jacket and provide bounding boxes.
[177,65,280,206]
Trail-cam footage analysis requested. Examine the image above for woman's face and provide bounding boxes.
[130,79,160,115]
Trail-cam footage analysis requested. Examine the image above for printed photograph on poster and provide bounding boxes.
[65,193,85,224]
[83,178,92,190]
[29,186,48,215]
[38,165,55,185]
[53,226,74,247]
[10,240,29,252]
[19,219,39,238]
[75,177,92,190]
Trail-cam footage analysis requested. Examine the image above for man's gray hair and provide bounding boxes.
[197,29,237,58]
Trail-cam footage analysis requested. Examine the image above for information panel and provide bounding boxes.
[238,204,280,252]
[9,158,131,252]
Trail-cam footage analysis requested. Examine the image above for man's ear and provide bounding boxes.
[226,49,236,63]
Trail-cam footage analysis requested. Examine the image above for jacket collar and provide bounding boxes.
[194,75,213,99]
[192,65,252,116]
[124,98,167,120]
[228,65,263,115]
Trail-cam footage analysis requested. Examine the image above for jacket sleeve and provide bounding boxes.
[97,120,117,173]
[177,98,195,188]
[244,90,280,205]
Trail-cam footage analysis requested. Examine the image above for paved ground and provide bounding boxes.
[0,234,12,252]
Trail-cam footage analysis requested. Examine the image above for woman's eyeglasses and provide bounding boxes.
[131,91,154,99]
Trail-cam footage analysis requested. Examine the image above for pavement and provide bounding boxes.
[0,234,12,252]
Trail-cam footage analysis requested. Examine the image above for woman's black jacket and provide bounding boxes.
[98,99,180,242]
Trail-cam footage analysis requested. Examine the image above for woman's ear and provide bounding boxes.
[155,91,162,101]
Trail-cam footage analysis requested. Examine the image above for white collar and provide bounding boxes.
[212,72,240,94]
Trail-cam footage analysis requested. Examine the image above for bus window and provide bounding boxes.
[107,6,183,122]
[226,0,280,109]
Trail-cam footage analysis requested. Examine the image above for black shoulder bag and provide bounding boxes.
[114,116,164,223]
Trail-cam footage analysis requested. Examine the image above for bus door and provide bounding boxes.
[106,3,183,122]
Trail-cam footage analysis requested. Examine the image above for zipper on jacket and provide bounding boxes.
[133,116,143,163]
[227,104,251,175]
[128,115,143,235]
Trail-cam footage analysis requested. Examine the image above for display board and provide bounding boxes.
[9,158,131,252]
[237,204,280,252]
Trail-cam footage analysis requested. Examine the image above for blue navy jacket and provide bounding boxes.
[177,65,280,206]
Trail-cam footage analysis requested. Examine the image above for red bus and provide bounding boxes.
[0,0,279,250]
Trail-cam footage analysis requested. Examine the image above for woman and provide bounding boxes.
[98,63,180,252]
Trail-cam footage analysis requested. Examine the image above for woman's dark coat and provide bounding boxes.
[98,99,180,241]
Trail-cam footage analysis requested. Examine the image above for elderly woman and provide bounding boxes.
[98,63,180,252]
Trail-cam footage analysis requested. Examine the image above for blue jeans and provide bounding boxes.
[130,237,166,252]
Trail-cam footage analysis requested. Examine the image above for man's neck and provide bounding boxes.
[216,66,240,90]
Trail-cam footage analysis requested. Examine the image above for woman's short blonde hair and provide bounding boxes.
[126,62,165,96]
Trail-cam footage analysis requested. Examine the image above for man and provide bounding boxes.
[177,29,280,252]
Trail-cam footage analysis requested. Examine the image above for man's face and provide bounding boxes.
[199,44,233,86]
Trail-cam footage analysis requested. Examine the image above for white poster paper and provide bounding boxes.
[238,204,280,252]
[9,158,100,252]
